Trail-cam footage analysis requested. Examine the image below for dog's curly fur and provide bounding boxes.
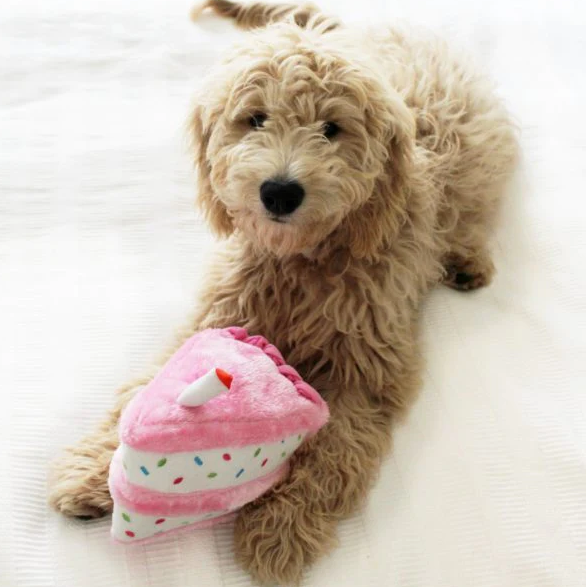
[49,2,518,584]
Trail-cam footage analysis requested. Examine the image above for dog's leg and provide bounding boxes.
[437,94,518,293]
[234,361,418,585]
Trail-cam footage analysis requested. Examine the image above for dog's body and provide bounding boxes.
[50,3,518,584]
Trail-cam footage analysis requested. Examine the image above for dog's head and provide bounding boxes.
[191,21,415,259]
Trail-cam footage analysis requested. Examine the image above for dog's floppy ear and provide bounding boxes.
[344,93,417,260]
[191,0,339,31]
[190,104,234,237]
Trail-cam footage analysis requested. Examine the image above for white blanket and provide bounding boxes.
[1,0,585,585]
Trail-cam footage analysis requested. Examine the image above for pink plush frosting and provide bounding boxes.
[119,327,329,452]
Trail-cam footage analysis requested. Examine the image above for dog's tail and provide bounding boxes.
[190,0,339,31]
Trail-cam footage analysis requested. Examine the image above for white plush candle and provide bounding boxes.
[177,368,233,407]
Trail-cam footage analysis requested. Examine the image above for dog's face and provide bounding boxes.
[193,26,414,257]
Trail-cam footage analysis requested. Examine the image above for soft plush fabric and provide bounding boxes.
[108,327,329,542]
[109,455,288,542]
[120,327,326,452]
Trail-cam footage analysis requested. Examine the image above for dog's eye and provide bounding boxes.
[323,121,340,139]
[249,113,267,128]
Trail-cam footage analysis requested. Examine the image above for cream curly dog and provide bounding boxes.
[49,2,518,584]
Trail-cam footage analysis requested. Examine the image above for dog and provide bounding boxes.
[49,2,518,584]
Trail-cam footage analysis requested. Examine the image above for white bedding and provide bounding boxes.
[1,0,585,585]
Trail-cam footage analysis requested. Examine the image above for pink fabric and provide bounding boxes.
[119,327,329,452]
[109,452,289,516]
[109,327,329,540]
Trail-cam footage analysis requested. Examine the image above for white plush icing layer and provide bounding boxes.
[111,503,229,542]
[120,432,306,493]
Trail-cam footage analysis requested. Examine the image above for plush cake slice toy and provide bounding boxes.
[108,327,329,543]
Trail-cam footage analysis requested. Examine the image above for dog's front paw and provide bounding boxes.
[48,434,115,519]
[234,488,337,586]
[443,251,495,292]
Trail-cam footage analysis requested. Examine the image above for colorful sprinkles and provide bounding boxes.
[114,432,316,543]
[124,431,308,537]
[115,433,315,541]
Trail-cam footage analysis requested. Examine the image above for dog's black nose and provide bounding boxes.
[260,179,305,216]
